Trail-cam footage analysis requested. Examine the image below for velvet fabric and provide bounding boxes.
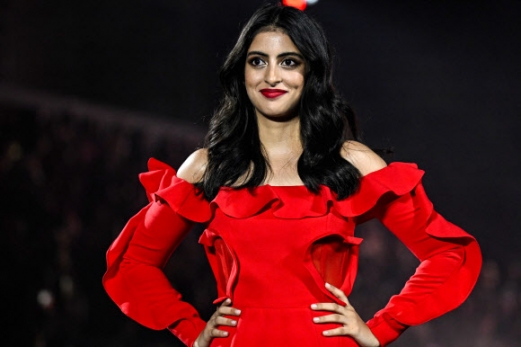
[103,158,481,347]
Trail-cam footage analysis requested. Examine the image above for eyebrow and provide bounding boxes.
[247,51,304,59]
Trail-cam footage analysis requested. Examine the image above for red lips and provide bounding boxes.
[260,89,288,98]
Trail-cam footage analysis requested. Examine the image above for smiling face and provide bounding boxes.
[244,30,307,121]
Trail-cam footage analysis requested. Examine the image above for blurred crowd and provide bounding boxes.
[1,103,519,347]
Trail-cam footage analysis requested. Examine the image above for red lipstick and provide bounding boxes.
[260,89,287,98]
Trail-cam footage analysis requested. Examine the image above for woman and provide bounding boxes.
[103,3,482,347]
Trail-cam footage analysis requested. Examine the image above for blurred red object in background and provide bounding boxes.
[282,0,307,11]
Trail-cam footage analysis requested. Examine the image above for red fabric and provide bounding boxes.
[364,184,482,346]
[310,234,362,290]
[102,158,210,347]
[102,158,481,347]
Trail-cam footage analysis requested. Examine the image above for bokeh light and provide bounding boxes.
[282,0,307,11]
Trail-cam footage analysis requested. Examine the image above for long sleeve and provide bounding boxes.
[102,158,211,347]
[364,180,482,346]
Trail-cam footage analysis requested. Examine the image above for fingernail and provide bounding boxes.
[310,304,317,309]
[323,331,329,336]
[223,331,228,336]
[231,320,237,326]
[235,309,241,315]
[313,317,319,323]
[325,282,331,288]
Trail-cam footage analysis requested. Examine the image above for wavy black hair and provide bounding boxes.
[197,2,362,201]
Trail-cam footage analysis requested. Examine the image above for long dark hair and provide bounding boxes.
[198,2,362,201]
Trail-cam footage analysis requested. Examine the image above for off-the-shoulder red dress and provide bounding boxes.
[102,158,481,347]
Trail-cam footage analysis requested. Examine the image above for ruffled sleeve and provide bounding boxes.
[355,163,482,346]
[102,158,211,347]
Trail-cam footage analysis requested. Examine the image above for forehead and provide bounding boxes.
[247,30,301,54]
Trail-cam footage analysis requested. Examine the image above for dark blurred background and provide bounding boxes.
[1,0,520,346]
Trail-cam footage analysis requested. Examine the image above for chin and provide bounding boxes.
[259,110,299,121]
[255,103,299,119]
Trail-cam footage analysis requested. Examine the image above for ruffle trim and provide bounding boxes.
[140,158,425,221]
[139,158,211,223]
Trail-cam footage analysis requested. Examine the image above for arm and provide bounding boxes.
[366,182,482,346]
[123,200,207,345]
[102,157,210,347]
[341,143,481,346]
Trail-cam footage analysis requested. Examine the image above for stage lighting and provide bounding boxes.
[282,0,319,10]
[282,0,307,11]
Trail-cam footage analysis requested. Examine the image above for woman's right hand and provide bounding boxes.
[193,298,241,347]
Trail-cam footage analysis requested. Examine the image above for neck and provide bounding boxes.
[255,113,304,186]
[256,115,302,157]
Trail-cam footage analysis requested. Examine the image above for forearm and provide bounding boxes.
[104,201,206,346]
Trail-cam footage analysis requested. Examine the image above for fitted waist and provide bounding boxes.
[200,227,362,311]
[231,276,332,308]
[212,307,359,347]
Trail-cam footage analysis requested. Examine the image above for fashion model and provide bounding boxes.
[103,3,482,346]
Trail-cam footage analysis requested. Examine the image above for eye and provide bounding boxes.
[249,57,265,67]
[281,58,301,68]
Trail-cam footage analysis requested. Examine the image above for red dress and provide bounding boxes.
[102,158,481,347]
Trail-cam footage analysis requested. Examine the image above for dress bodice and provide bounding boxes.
[200,185,362,310]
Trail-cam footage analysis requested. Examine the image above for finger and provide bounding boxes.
[311,302,345,314]
[312,313,346,325]
[322,326,350,337]
[218,298,241,315]
[209,328,229,338]
[325,282,349,305]
[220,298,232,306]
[215,315,238,327]
[218,305,242,316]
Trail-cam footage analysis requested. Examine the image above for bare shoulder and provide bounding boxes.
[341,141,387,176]
[177,148,208,183]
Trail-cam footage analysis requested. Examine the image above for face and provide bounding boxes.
[244,30,306,120]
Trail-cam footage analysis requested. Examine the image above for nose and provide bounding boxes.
[264,64,281,86]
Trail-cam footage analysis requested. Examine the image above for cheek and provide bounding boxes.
[286,72,305,90]
[244,68,260,85]
[244,73,259,106]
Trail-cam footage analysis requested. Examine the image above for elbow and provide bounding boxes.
[460,236,482,295]
[424,211,483,292]
[437,238,482,301]
[434,237,482,309]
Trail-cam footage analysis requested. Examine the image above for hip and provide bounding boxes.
[210,306,359,347]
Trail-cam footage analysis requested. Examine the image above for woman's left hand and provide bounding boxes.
[311,282,380,347]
